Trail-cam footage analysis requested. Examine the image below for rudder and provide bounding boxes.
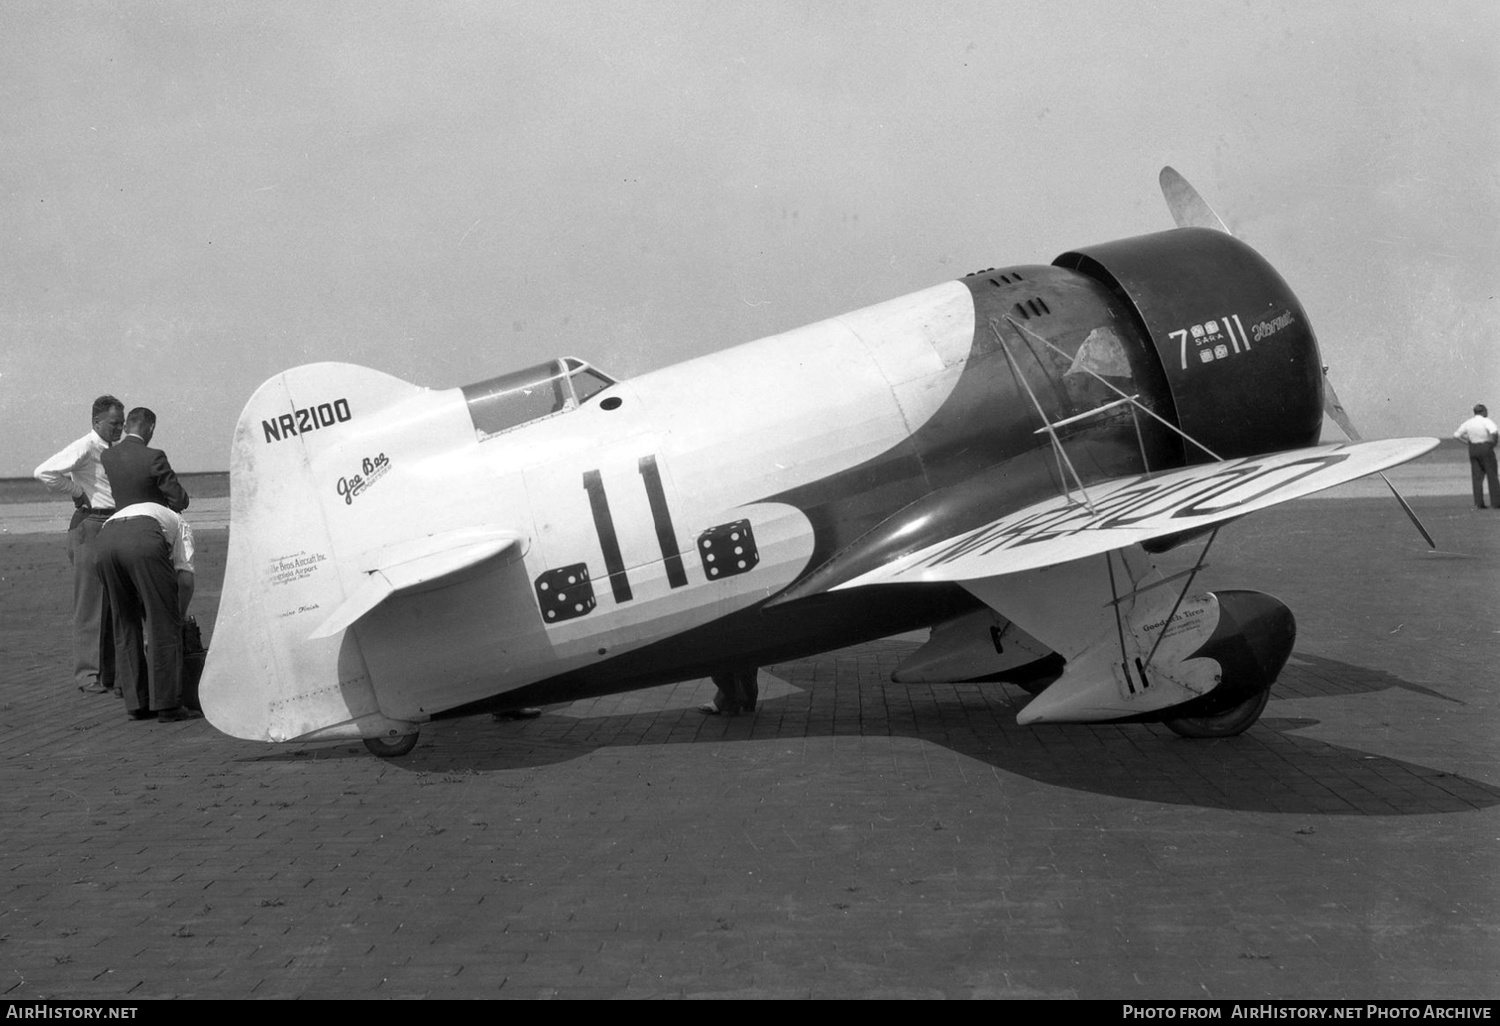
[200,363,428,743]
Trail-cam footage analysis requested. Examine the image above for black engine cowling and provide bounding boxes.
[1055,227,1325,462]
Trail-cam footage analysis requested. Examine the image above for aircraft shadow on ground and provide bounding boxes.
[258,643,1500,816]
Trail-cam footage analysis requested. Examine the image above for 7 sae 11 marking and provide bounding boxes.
[1171,314,1251,370]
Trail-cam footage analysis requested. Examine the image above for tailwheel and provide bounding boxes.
[1164,686,1270,739]
[363,731,419,758]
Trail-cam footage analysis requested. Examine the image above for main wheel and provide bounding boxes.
[363,731,419,758]
[1164,687,1270,739]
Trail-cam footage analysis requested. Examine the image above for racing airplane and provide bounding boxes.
[200,169,1436,757]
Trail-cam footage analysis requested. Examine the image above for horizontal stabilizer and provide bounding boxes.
[834,438,1437,588]
[309,527,526,639]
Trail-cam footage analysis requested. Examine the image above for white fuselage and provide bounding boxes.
[204,280,981,740]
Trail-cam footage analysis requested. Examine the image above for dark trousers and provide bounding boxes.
[709,668,760,715]
[1468,443,1499,508]
[96,518,182,712]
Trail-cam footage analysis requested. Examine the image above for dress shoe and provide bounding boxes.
[128,710,157,721]
[156,707,202,722]
[78,680,110,695]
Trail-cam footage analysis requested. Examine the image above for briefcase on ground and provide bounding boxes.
[182,616,207,712]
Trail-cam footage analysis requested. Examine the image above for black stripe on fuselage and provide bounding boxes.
[583,469,632,603]
[639,454,689,588]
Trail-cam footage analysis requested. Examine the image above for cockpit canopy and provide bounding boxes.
[462,357,616,440]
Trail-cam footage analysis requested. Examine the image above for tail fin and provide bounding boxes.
[200,363,431,743]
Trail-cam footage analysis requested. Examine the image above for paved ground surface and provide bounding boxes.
[0,493,1496,999]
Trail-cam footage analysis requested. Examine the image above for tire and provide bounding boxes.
[363,731,419,758]
[1164,687,1270,739]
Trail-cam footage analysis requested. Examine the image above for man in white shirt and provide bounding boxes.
[1453,403,1500,510]
[34,395,125,693]
[95,502,199,721]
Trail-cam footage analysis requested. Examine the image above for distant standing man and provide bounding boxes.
[1453,403,1500,509]
[34,395,125,693]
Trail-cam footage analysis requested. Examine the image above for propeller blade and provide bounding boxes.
[1323,371,1437,548]
[1159,166,1232,234]
[1381,473,1438,549]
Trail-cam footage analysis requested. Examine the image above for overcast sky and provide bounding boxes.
[4,0,1496,475]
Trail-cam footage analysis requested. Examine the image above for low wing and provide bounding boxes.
[833,438,1436,589]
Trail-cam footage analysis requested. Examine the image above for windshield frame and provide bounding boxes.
[461,357,617,440]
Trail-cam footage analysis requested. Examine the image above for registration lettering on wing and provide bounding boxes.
[829,438,1437,591]
[914,452,1348,571]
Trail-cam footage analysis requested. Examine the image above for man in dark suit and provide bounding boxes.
[101,407,190,513]
[98,407,193,717]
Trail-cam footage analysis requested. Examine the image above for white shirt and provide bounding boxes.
[1453,415,1499,445]
[108,503,196,574]
[34,430,115,508]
